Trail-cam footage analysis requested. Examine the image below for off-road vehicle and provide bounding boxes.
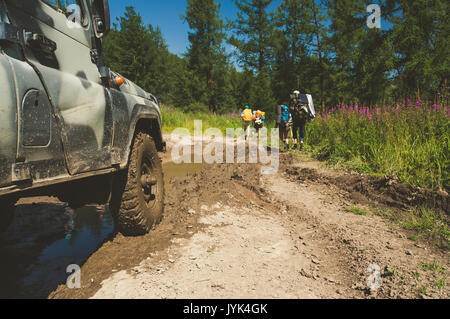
[0,0,165,236]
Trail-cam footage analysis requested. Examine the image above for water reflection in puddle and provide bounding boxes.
[163,162,203,183]
[0,204,114,299]
[0,162,203,299]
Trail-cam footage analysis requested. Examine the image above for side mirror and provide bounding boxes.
[92,0,110,38]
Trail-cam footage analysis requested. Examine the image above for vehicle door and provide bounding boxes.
[6,0,113,175]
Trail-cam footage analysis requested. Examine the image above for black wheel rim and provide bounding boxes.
[140,157,159,207]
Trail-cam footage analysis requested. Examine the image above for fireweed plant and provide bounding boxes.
[307,101,449,191]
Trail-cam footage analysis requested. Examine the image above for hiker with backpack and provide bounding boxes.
[279,105,292,150]
[241,105,254,140]
[289,90,315,150]
[253,110,265,139]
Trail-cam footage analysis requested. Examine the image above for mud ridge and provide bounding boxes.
[282,155,449,215]
[48,162,264,299]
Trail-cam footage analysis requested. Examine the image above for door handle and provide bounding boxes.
[24,31,57,54]
[0,22,19,44]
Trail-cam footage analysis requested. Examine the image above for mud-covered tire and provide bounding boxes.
[110,132,165,236]
[0,199,16,234]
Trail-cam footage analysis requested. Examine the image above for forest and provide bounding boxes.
[103,0,449,117]
[102,0,448,190]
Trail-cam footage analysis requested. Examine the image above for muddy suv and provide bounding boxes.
[0,0,165,236]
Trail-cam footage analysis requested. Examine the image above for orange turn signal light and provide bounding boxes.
[115,75,124,87]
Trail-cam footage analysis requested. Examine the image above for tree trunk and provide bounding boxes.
[207,67,215,114]
[313,2,325,113]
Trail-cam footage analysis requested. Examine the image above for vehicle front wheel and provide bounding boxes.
[0,199,16,234]
[110,132,165,236]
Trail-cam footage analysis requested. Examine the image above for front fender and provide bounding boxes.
[109,78,163,169]
[120,102,163,169]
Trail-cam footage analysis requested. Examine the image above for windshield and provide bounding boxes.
[0,1,8,23]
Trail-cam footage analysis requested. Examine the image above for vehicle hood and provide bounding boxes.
[114,73,158,104]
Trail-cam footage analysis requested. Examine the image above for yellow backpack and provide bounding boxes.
[242,109,253,122]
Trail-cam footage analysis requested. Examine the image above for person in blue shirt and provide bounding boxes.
[279,105,292,150]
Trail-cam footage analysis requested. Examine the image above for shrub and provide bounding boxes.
[306,102,449,191]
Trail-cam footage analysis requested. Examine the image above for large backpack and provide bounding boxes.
[292,102,309,122]
[242,109,253,122]
[280,106,290,123]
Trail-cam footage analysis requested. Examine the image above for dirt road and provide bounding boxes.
[44,139,448,299]
[1,137,448,299]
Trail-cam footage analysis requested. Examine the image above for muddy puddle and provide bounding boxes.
[163,162,204,183]
[0,205,114,299]
[0,162,203,299]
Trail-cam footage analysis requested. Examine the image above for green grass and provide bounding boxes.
[385,268,400,277]
[344,206,375,216]
[418,286,429,295]
[434,278,446,290]
[402,207,449,248]
[161,106,279,149]
[161,105,242,134]
[434,277,446,290]
[306,104,449,191]
[414,261,447,296]
[344,204,449,249]
[419,261,446,275]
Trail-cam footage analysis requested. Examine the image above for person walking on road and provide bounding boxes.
[241,105,254,140]
[253,110,265,139]
[279,105,292,150]
[289,90,310,151]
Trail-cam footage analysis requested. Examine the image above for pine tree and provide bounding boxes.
[184,0,226,113]
[103,6,151,85]
[103,6,193,107]
[309,0,329,111]
[391,0,449,102]
[327,0,366,105]
[273,0,330,110]
[272,0,307,104]
[230,0,275,73]
[230,0,277,112]
[353,25,395,107]
[104,7,169,99]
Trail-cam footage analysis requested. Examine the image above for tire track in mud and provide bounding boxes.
[49,162,267,299]
[48,151,448,299]
[92,204,315,299]
[270,154,449,299]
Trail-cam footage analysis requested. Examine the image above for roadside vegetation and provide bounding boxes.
[402,207,449,249]
[105,2,448,191]
[344,206,375,216]
[306,101,449,191]
[161,105,242,134]
[345,205,449,250]
[107,3,448,250]
[162,99,449,194]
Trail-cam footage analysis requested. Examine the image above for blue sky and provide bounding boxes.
[109,0,282,57]
[108,1,391,58]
